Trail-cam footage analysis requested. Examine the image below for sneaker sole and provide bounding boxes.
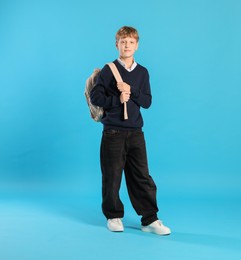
[141,226,171,236]
[107,227,124,232]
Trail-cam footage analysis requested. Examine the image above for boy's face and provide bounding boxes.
[116,36,138,59]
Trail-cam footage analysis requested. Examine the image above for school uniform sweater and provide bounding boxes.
[90,59,152,130]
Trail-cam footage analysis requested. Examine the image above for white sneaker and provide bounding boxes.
[141,220,171,235]
[107,218,124,232]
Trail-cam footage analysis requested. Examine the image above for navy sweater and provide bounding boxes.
[90,59,152,130]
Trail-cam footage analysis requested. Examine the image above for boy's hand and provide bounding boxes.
[120,92,130,103]
[117,82,131,93]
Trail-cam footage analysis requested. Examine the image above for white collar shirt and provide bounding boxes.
[117,58,137,72]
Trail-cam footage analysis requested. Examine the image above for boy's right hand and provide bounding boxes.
[117,82,130,93]
[120,92,130,103]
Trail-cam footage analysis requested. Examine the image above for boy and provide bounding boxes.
[90,26,171,235]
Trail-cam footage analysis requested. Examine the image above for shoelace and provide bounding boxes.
[156,220,163,226]
[114,218,121,223]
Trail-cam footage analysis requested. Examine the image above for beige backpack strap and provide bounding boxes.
[107,62,123,82]
[107,62,128,120]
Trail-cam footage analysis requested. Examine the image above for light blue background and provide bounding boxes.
[0,1,241,259]
[1,0,240,196]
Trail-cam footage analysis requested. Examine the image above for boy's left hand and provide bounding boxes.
[117,82,131,93]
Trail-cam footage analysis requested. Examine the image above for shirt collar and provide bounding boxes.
[117,58,137,72]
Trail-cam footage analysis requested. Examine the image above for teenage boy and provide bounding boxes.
[90,26,171,235]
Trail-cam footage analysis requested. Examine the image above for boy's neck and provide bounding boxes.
[119,56,134,69]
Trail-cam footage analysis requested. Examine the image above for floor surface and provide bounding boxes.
[1,190,241,260]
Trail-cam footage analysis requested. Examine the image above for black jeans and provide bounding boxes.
[100,129,159,226]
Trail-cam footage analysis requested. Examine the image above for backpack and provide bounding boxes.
[85,63,128,122]
[85,68,103,122]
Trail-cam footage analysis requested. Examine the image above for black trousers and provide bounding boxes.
[100,129,159,226]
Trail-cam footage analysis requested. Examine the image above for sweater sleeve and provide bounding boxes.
[130,70,152,109]
[90,65,121,109]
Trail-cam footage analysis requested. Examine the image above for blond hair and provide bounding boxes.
[116,26,139,42]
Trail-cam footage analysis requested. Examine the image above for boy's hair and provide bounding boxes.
[116,26,139,42]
